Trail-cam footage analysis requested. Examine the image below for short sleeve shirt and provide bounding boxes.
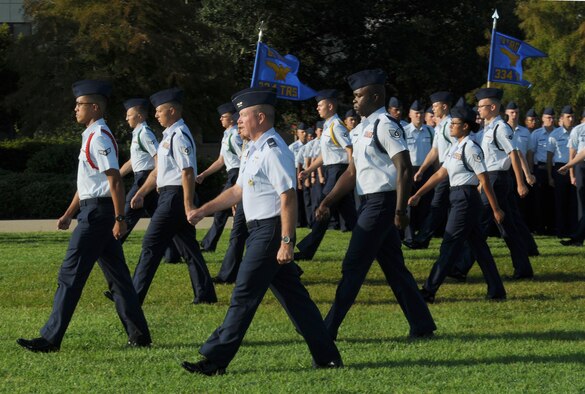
[512,125,531,156]
[130,122,158,172]
[432,116,456,163]
[569,123,585,153]
[77,119,120,200]
[528,127,553,163]
[220,125,243,171]
[404,123,434,166]
[156,119,197,187]
[443,136,487,186]
[352,107,408,195]
[481,116,515,171]
[321,114,352,165]
[547,127,571,164]
[236,128,295,221]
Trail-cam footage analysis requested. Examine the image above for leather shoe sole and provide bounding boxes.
[17,337,59,353]
[103,290,114,302]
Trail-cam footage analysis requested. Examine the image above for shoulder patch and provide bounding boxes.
[473,153,482,162]
[98,147,111,156]
[267,138,277,148]
[181,145,190,155]
[391,129,402,140]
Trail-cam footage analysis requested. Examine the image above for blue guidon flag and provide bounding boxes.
[251,42,317,101]
[488,31,547,87]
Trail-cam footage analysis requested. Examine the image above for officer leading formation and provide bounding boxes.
[15,72,585,375]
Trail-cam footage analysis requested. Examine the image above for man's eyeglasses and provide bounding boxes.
[477,104,492,109]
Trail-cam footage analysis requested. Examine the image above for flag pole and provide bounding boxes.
[250,21,264,88]
[487,9,499,88]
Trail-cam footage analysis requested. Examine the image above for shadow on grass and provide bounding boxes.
[348,352,585,370]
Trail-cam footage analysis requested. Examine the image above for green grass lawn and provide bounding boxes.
[1,229,584,393]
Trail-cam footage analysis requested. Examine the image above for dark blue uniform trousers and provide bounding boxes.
[199,216,341,367]
[482,171,533,277]
[309,179,324,227]
[41,199,151,347]
[120,170,180,262]
[575,162,585,221]
[422,186,506,299]
[552,164,577,237]
[296,164,357,259]
[508,168,539,255]
[201,168,239,251]
[215,202,248,283]
[404,166,434,243]
[302,184,312,226]
[414,177,450,244]
[324,192,436,340]
[132,186,216,304]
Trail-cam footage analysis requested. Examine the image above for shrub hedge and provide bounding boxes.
[0,139,225,219]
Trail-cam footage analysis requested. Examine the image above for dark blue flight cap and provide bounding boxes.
[306,127,315,136]
[388,96,402,108]
[217,102,236,115]
[506,101,519,110]
[454,96,466,108]
[410,100,424,111]
[346,69,387,91]
[526,108,538,117]
[123,98,149,111]
[316,120,324,129]
[345,108,358,118]
[315,89,338,102]
[451,106,479,132]
[232,87,277,111]
[425,106,434,114]
[561,105,574,115]
[297,122,307,130]
[475,87,503,102]
[429,91,453,105]
[150,87,184,108]
[72,79,112,99]
[543,107,555,116]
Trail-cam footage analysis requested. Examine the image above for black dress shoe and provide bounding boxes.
[212,277,234,285]
[528,250,540,257]
[193,297,218,305]
[486,294,507,302]
[312,358,344,369]
[419,288,435,304]
[127,337,152,348]
[182,359,226,376]
[560,239,583,247]
[103,290,114,302]
[17,337,59,353]
[512,273,534,280]
[408,331,435,340]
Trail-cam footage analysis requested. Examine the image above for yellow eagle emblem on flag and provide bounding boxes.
[266,60,291,81]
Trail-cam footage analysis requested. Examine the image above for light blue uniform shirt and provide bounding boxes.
[220,125,243,171]
[481,116,515,171]
[547,126,571,164]
[156,119,197,187]
[321,114,352,165]
[130,122,158,172]
[352,107,408,195]
[512,125,531,156]
[569,123,585,153]
[528,127,554,163]
[432,116,456,163]
[236,128,296,221]
[443,136,487,186]
[77,119,119,200]
[404,122,434,166]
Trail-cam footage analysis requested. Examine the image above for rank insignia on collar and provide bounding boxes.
[248,179,254,186]
[267,138,277,148]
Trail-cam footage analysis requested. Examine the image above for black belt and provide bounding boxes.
[246,216,280,229]
[450,185,477,191]
[323,163,348,169]
[359,191,394,202]
[80,197,111,207]
[134,170,152,175]
[487,170,509,176]
[158,185,182,193]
